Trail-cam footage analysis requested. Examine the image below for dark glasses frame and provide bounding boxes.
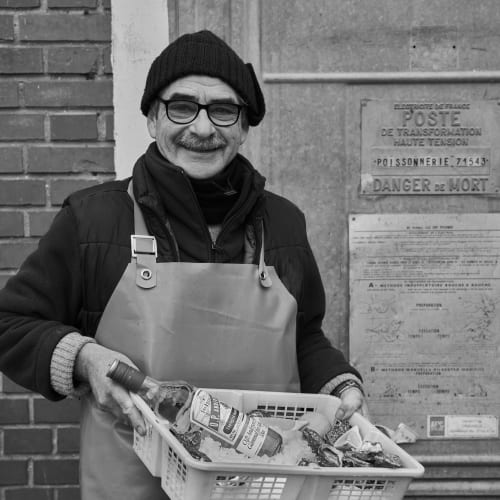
[158,99,245,127]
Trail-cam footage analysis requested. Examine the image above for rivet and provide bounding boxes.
[141,269,152,280]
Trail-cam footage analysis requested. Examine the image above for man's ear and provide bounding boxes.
[147,114,157,139]
[239,109,249,145]
[240,126,249,145]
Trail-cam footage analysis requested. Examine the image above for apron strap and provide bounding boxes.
[127,180,157,289]
[258,221,272,288]
[127,180,150,235]
[127,180,272,288]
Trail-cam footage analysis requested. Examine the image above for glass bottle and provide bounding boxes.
[107,360,283,458]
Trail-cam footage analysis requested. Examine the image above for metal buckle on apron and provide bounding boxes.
[131,235,157,289]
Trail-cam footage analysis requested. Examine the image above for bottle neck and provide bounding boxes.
[140,375,159,392]
[106,360,151,392]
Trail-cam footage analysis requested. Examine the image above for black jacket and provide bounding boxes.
[0,146,361,400]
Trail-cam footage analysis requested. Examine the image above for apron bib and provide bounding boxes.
[80,182,299,499]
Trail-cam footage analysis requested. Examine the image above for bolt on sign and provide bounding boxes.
[360,100,500,195]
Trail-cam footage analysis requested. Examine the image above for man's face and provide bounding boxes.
[147,75,249,179]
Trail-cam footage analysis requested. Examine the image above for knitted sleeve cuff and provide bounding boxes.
[319,373,364,397]
[50,332,96,398]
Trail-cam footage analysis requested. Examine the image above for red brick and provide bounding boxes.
[104,112,113,141]
[28,146,113,173]
[48,0,97,7]
[19,13,110,42]
[24,81,112,108]
[102,45,112,74]
[28,210,57,237]
[0,398,29,424]
[2,375,32,394]
[47,46,99,74]
[50,114,97,141]
[0,114,45,141]
[0,48,43,74]
[56,487,80,500]
[0,0,40,7]
[0,82,19,108]
[5,488,53,500]
[56,426,80,453]
[33,459,79,485]
[0,180,46,206]
[0,146,23,173]
[0,211,24,237]
[0,460,29,486]
[50,178,101,205]
[0,241,38,268]
[4,428,53,454]
[0,15,14,41]
[33,398,80,424]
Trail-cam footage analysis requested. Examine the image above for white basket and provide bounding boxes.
[131,389,424,500]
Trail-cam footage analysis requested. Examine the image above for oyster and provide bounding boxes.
[316,443,343,467]
[187,448,212,462]
[301,427,324,455]
[359,441,383,455]
[342,450,372,467]
[333,425,363,451]
[171,429,211,461]
[176,429,202,449]
[372,453,403,468]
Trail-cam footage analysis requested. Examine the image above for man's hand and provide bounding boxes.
[75,343,146,435]
[334,387,370,421]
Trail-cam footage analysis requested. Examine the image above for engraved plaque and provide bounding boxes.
[360,100,500,195]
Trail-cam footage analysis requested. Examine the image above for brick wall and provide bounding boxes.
[0,0,113,498]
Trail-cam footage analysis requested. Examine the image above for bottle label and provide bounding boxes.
[189,389,268,457]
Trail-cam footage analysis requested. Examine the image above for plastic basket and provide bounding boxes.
[131,389,424,500]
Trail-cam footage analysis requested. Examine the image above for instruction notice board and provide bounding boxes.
[349,213,500,438]
[360,100,500,195]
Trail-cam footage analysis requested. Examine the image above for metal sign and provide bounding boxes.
[360,100,500,194]
[349,213,500,438]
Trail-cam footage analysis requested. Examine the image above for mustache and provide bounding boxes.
[176,132,227,151]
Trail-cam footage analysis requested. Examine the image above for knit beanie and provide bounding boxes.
[140,30,265,126]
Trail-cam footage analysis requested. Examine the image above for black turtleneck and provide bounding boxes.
[189,160,243,225]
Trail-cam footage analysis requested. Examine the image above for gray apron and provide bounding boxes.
[79,182,300,499]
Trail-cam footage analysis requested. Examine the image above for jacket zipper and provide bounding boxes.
[180,170,264,263]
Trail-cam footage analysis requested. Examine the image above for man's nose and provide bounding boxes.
[189,109,216,137]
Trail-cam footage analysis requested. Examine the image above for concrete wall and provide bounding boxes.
[111,0,168,179]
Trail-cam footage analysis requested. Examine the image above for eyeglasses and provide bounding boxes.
[159,99,245,127]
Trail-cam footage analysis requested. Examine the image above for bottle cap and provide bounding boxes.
[259,427,283,457]
[107,360,145,392]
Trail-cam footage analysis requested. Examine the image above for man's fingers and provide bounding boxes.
[126,406,146,436]
[121,401,136,415]
[335,387,364,420]
[115,390,146,435]
[335,404,354,421]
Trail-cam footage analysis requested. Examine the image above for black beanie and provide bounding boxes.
[140,30,265,126]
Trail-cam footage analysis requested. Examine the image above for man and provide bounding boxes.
[0,31,366,498]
